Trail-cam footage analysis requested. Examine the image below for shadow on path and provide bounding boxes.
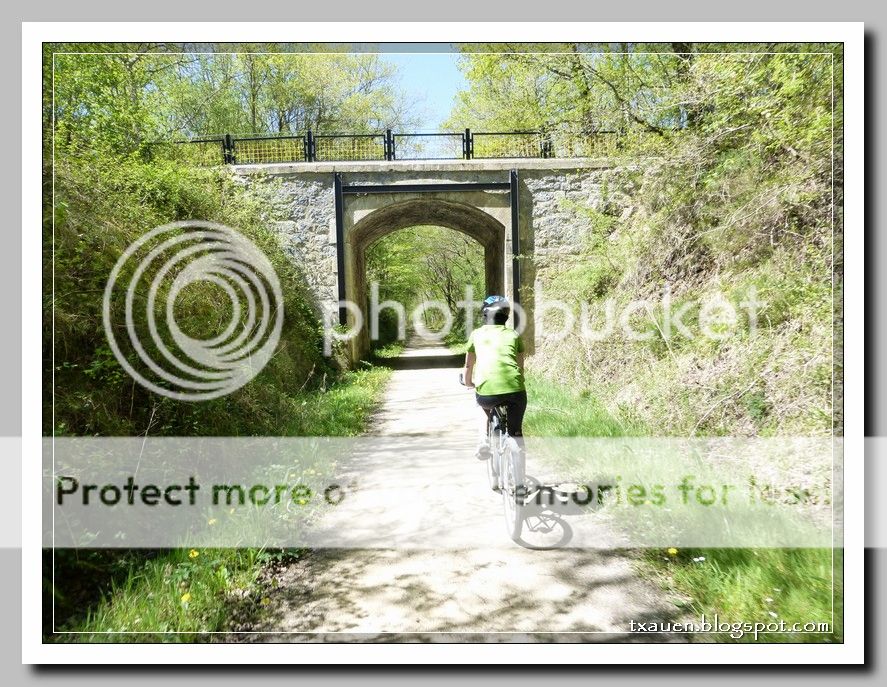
[230,547,687,642]
[373,337,464,370]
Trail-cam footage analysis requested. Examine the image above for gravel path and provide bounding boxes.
[234,340,686,642]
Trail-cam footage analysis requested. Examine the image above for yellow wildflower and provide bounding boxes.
[667,547,679,556]
[188,549,200,559]
[180,592,191,604]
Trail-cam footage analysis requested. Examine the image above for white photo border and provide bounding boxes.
[22,20,864,665]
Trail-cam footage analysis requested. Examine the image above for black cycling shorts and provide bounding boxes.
[475,389,528,437]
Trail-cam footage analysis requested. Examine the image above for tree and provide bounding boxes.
[48,44,418,155]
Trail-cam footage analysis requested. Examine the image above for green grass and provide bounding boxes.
[644,547,843,643]
[45,154,396,641]
[284,366,391,436]
[523,374,641,437]
[49,367,391,641]
[369,341,406,360]
[522,374,842,643]
[54,548,298,641]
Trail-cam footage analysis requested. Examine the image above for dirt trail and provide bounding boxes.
[237,339,686,642]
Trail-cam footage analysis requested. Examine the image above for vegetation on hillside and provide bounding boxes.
[43,45,405,638]
[521,374,841,643]
[450,44,841,437]
[44,43,416,436]
[451,44,842,642]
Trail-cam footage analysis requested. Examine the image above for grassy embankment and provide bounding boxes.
[46,153,391,640]
[516,54,840,642]
[441,336,839,641]
[523,371,840,643]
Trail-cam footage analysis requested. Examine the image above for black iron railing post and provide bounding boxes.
[510,168,521,330]
[463,128,473,160]
[305,130,316,162]
[384,129,395,161]
[222,134,236,164]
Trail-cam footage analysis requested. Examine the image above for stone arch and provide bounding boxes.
[345,197,507,358]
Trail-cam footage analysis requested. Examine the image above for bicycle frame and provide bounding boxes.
[459,373,526,542]
[486,405,525,541]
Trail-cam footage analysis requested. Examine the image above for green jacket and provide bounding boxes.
[467,324,525,395]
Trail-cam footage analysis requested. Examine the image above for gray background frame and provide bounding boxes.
[5,1,880,679]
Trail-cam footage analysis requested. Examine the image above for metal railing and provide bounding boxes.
[169,128,620,165]
[391,132,466,161]
[472,131,548,159]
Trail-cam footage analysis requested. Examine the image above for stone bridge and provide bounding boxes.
[235,159,619,360]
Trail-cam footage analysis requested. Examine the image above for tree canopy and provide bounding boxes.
[47,44,417,156]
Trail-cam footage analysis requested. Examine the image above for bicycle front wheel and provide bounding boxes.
[487,429,501,491]
[502,437,525,542]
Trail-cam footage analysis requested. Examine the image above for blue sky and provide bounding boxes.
[382,52,466,132]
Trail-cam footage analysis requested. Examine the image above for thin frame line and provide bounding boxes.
[48,47,842,638]
[51,50,57,635]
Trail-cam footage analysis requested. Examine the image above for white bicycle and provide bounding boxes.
[461,374,527,542]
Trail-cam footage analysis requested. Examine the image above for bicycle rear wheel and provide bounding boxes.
[486,433,500,491]
[485,413,501,491]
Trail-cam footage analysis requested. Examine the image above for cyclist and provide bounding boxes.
[462,295,527,460]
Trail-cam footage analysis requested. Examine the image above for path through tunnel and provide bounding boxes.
[345,198,507,361]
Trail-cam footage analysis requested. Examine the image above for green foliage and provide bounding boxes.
[283,367,391,437]
[46,366,389,638]
[459,45,841,437]
[366,226,485,344]
[645,547,842,643]
[45,44,418,438]
[523,375,841,643]
[47,153,338,437]
[50,547,303,639]
[47,45,417,157]
[523,374,642,438]
[742,389,771,424]
[370,341,406,360]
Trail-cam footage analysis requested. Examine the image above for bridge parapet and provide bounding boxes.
[232,157,615,176]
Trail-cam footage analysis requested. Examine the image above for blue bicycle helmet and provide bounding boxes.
[482,295,511,315]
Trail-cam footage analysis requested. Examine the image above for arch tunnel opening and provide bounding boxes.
[365,225,485,364]
[344,198,508,362]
